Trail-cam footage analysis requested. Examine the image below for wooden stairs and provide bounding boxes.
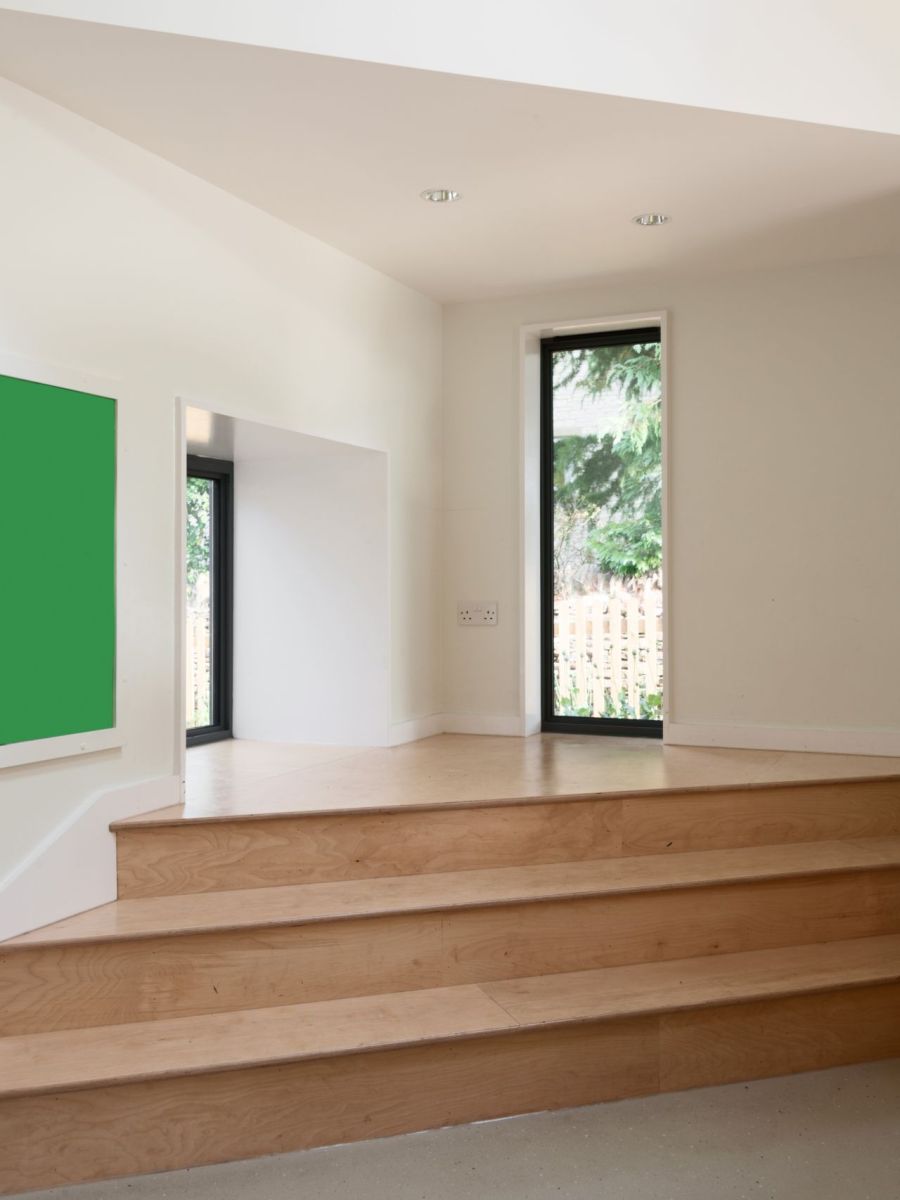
[2,774,900,1193]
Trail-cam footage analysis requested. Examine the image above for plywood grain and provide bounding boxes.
[14,836,900,946]
[124,735,900,825]
[0,984,516,1097]
[437,869,900,995]
[6,935,900,1100]
[0,912,442,1036]
[660,982,900,1091]
[0,1019,659,1194]
[3,977,899,1193]
[4,868,900,1035]
[623,778,900,856]
[115,778,900,900]
[115,797,623,898]
[482,933,900,1024]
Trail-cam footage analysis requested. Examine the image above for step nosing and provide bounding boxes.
[7,850,900,948]
[0,1025,505,1100]
[110,772,900,829]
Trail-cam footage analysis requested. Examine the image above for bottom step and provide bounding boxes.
[2,936,900,1194]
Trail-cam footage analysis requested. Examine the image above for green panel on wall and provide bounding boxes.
[0,373,115,745]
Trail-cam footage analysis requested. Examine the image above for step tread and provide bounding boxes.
[2,934,899,1098]
[111,771,900,828]
[481,931,900,1025]
[7,836,900,948]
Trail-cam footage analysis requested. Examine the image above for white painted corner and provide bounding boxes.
[665,721,900,758]
[389,714,446,745]
[0,774,180,941]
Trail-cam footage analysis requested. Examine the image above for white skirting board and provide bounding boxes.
[665,721,900,757]
[390,714,900,755]
[0,774,181,941]
[442,713,530,736]
[388,713,446,746]
[390,713,538,743]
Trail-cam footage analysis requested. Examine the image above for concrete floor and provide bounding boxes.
[29,1060,900,1200]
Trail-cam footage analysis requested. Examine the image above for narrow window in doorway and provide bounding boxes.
[186,455,233,743]
[541,327,663,735]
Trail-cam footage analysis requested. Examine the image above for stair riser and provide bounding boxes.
[114,779,900,898]
[114,798,622,898]
[4,868,899,1035]
[2,981,898,1195]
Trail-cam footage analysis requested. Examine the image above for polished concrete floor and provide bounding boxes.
[152,733,900,821]
[27,1059,900,1199]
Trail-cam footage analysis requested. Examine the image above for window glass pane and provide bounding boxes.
[551,340,662,720]
[186,476,214,729]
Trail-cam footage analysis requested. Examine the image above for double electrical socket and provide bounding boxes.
[458,602,498,626]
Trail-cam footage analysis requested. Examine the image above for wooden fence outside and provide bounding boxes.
[553,587,663,718]
[185,583,661,725]
[186,601,211,729]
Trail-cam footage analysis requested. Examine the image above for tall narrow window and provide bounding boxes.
[186,455,233,743]
[541,327,663,735]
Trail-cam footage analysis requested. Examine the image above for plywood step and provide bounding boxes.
[4,932,899,1097]
[12,835,900,944]
[2,935,899,1193]
[112,776,900,898]
[3,838,900,1035]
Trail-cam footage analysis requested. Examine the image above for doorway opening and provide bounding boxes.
[186,454,233,744]
[541,326,663,736]
[180,403,391,802]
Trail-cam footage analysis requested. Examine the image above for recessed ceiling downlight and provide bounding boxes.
[632,212,670,226]
[420,188,462,203]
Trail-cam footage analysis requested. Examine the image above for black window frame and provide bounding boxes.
[186,454,234,745]
[540,325,663,738]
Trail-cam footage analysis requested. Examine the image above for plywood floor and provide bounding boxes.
[149,734,900,822]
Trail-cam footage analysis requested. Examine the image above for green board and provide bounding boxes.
[0,373,115,745]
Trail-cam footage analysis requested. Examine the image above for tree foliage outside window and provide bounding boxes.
[186,475,213,729]
[550,340,663,722]
[553,342,661,591]
[186,476,212,600]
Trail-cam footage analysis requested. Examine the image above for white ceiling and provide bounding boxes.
[1,10,900,301]
[5,0,900,137]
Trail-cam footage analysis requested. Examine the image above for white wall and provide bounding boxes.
[3,49,899,944]
[226,418,390,747]
[443,254,900,753]
[0,77,441,900]
[4,1,900,136]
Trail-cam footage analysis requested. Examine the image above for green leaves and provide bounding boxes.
[186,475,212,598]
[553,342,661,409]
[553,433,622,516]
[641,693,663,720]
[553,342,662,585]
[588,518,662,579]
